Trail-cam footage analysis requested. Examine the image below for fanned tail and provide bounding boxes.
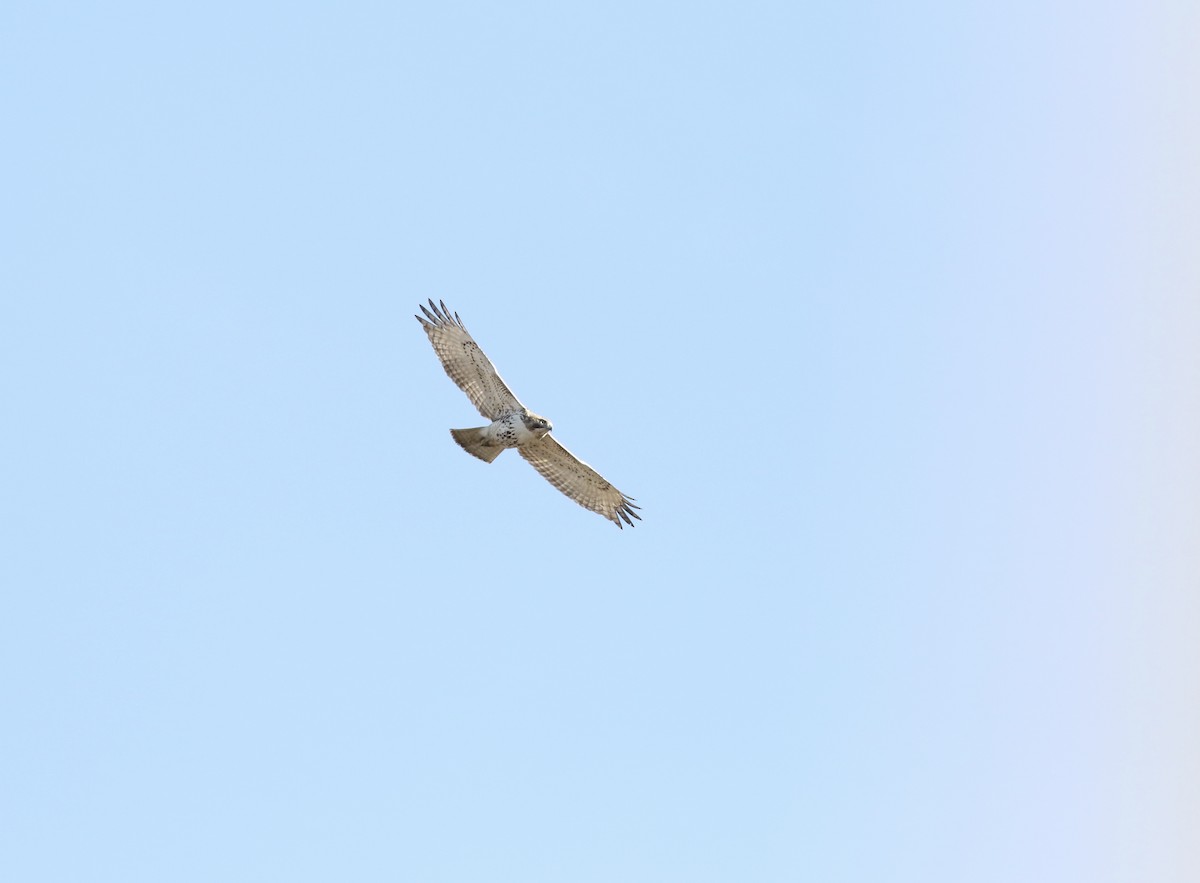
[450,427,504,463]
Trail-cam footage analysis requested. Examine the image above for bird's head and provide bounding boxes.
[525,412,553,438]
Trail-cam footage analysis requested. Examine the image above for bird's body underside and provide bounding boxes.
[451,409,552,463]
[415,299,640,528]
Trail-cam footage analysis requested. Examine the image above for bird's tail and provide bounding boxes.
[450,427,504,463]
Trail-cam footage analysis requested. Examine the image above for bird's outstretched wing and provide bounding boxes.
[519,435,641,528]
[415,299,524,420]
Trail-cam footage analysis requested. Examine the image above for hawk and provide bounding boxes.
[416,299,641,529]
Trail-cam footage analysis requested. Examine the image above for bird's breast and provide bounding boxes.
[484,413,530,448]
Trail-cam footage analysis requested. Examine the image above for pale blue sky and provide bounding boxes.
[2,2,1198,881]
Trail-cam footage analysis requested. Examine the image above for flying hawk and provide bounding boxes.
[416,299,641,529]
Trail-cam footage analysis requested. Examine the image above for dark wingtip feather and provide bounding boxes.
[417,299,466,330]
